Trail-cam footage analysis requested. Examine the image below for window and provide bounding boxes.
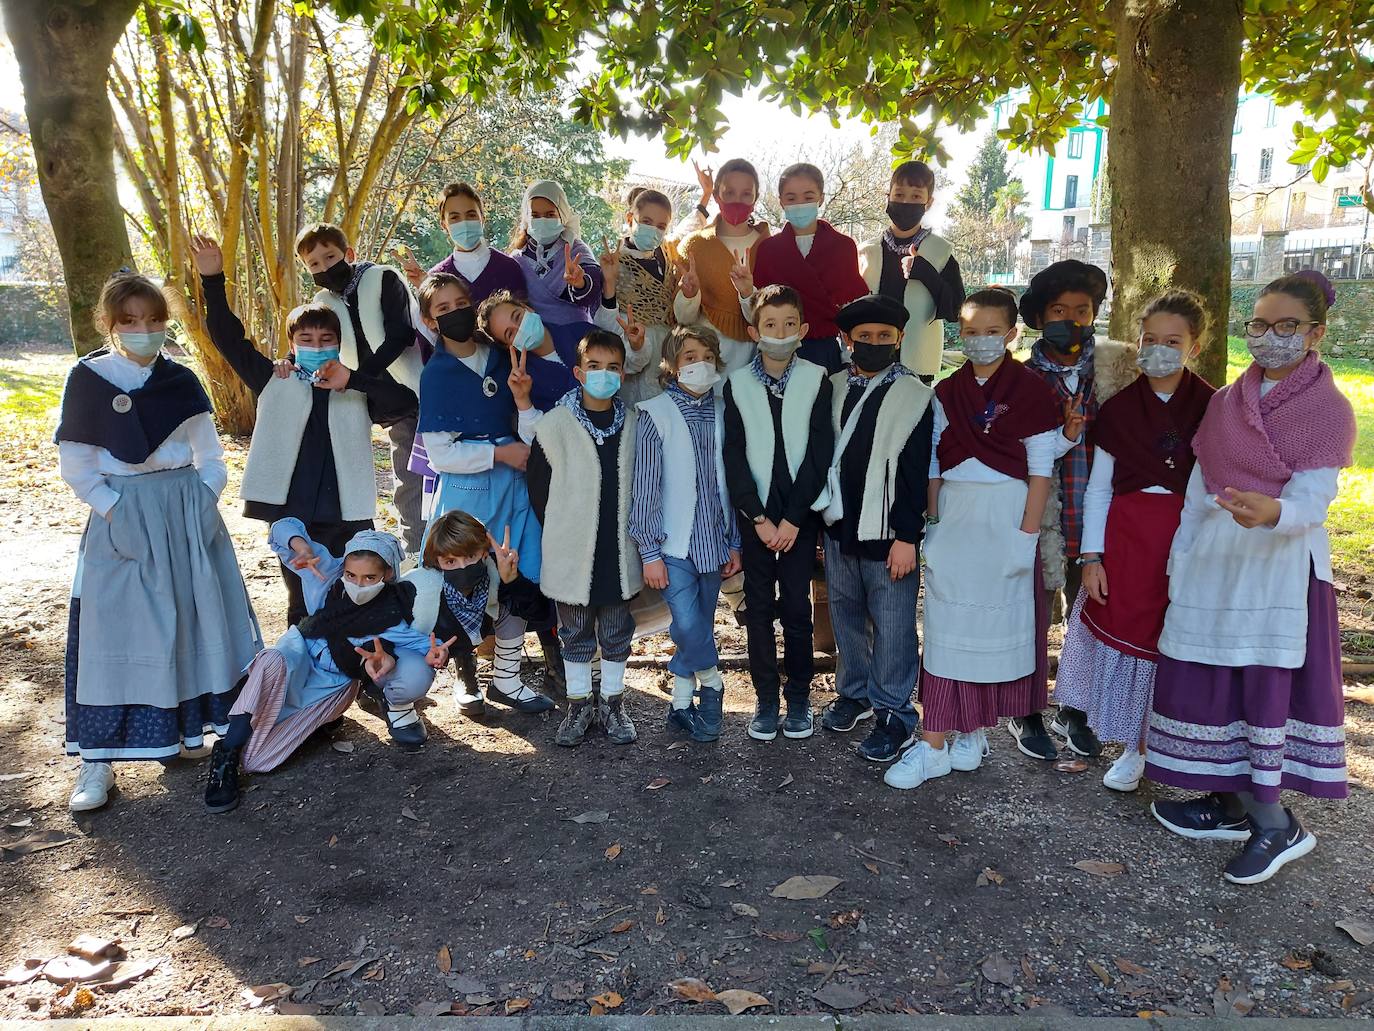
[1265,100,1277,128]
[1061,215,1076,241]
[1258,148,1273,184]
[1290,191,1306,218]
[1067,132,1084,159]
[1063,175,1079,209]
[1229,153,1237,186]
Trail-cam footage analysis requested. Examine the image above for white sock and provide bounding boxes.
[565,661,594,701]
[697,666,723,690]
[600,660,627,699]
[494,637,539,701]
[671,674,695,709]
[387,702,421,728]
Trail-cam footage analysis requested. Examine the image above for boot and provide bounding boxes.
[536,627,567,697]
[454,651,486,717]
[694,669,725,743]
[204,741,242,814]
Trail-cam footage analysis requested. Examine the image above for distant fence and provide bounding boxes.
[0,283,69,347]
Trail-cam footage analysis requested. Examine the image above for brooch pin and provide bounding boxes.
[1158,429,1182,468]
[482,376,498,398]
[973,402,1010,434]
[111,394,132,414]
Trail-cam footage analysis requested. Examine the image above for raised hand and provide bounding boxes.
[900,242,920,279]
[563,242,587,291]
[507,344,533,409]
[678,254,701,299]
[728,249,755,298]
[354,636,396,682]
[616,302,646,351]
[189,234,224,276]
[693,158,714,204]
[288,536,326,580]
[313,358,352,392]
[394,246,424,287]
[1215,487,1282,529]
[1062,392,1086,442]
[425,632,459,670]
[597,235,620,297]
[488,525,520,583]
[272,358,296,379]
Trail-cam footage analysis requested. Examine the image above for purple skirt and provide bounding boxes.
[1145,572,1346,803]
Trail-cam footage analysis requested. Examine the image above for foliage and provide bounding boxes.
[946,131,1027,283]
[0,113,66,314]
[954,130,1015,218]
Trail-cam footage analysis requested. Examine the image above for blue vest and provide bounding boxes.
[417,345,516,441]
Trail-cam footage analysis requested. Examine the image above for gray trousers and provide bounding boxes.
[556,601,635,664]
[387,416,424,554]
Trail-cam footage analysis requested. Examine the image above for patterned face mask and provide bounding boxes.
[962,334,1007,366]
[1247,328,1308,370]
[1137,343,1185,378]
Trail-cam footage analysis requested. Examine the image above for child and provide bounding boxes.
[405,511,552,718]
[813,294,932,762]
[672,157,771,373]
[1055,290,1216,792]
[296,223,426,555]
[749,163,870,375]
[401,182,526,305]
[723,285,834,741]
[203,525,435,813]
[886,288,1063,789]
[526,329,643,747]
[57,271,262,812]
[630,326,742,743]
[476,289,590,412]
[858,160,965,383]
[1146,271,1355,885]
[595,188,678,404]
[416,272,559,711]
[1016,258,1136,759]
[191,235,413,627]
[510,179,603,325]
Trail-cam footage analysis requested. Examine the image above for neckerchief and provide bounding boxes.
[750,351,795,399]
[442,578,489,642]
[1028,336,1096,378]
[342,260,376,299]
[556,387,625,446]
[846,361,911,393]
[883,226,931,257]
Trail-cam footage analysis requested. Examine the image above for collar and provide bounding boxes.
[667,381,714,406]
[750,352,794,397]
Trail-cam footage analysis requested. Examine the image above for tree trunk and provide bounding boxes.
[1108,0,1241,386]
[3,0,140,355]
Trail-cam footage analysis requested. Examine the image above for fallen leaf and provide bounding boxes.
[645,777,671,790]
[1280,953,1312,971]
[170,922,199,942]
[361,963,385,981]
[937,833,960,847]
[771,875,842,900]
[1,829,77,860]
[331,740,354,754]
[298,957,322,968]
[42,956,113,983]
[325,954,376,980]
[0,959,43,987]
[731,903,759,919]
[640,885,659,895]
[1212,985,1254,1018]
[981,953,1015,986]
[411,1001,452,1018]
[655,906,666,926]
[715,988,770,1015]
[1087,959,1114,987]
[436,945,452,974]
[505,997,530,1014]
[604,842,622,861]
[591,990,624,1009]
[668,977,715,1003]
[1054,757,1088,773]
[863,861,880,876]
[976,867,1005,887]
[812,982,869,1010]
[776,773,794,789]
[357,1000,385,1016]
[244,982,292,1008]
[523,949,536,960]
[1343,991,1374,1013]
[400,807,419,821]
[589,1003,606,1016]
[445,974,488,994]
[293,915,311,925]
[828,908,863,928]
[760,929,803,942]
[1073,859,1126,878]
[611,920,635,933]
[567,810,610,824]
[67,935,123,960]
[807,928,829,952]
[204,915,230,929]
[6,818,33,829]
[0,772,32,782]
[1336,917,1374,947]
[1113,957,1149,976]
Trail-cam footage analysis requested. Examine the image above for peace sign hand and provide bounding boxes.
[678,254,701,299]
[393,246,424,287]
[693,158,714,204]
[1062,392,1087,443]
[353,636,396,682]
[616,303,646,351]
[563,243,587,290]
[507,344,533,409]
[288,536,327,581]
[728,249,754,298]
[597,235,620,297]
[488,525,520,583]
[425,632,460,669]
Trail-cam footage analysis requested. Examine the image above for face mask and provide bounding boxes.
[677,361,720,391]
[1137,343,1185,378]
[962,334,1007,366]
[886,201,926,231]
[630,223,664,251]
[295,347,339,374]
[719,201,754,226]
[1247,328,1308,370]
[312,257,353,294]
[582,369,622,400]
[528,216,564,245]
[443,562,487,592]
[343,579,385,606]
[757,334,800,361]
[115,330,166,358]
[436,307,476,343]
[850,342,897,373]
[511,310,545,352]
[783,202,819,230]
[1040,319,1093,358]
[448,219,484,250]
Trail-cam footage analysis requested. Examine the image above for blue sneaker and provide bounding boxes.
[694,686,724,743]
[666,704,701,736]
[748,702,779,741]
[857,711,911,763]
[782,699,814,740]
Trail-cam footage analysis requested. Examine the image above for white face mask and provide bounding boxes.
[343,579,386,606]
[757,334,800,361]
[1137,343,1185,378]
[677,361,721,391]
[962,333,1007,366]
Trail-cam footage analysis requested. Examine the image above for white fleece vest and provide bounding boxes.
[313,264,424,395]
[239,376,377,521]
[638,390,732,560]
[858,233,954,377]
[404,562,501,638]
[828,371,933,541]
[728,359,824,505]
[534,405,643,606]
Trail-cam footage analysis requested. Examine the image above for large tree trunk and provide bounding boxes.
[2,0,140,355]
[1108,0,1241,387]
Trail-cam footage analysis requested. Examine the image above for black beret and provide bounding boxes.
[1018,260,1108,330]
[835,292,910,333]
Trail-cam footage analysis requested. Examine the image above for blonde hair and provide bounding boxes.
[659,325,723,387]
[95,271,170,336]
[423,509,489,569]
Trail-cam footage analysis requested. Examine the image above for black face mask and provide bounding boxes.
[886,201,926,231]
[850,342,898,373]
[1040,319,1093,359]
[436,306,476,343]
[444,563,487,592]
[312,257,353,294]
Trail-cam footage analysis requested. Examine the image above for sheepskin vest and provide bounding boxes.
[313,264,424,395]
[728,359,824,505]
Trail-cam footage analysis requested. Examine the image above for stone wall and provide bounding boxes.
[1230,279,1374,358]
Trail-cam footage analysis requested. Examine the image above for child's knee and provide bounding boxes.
[379,651,435,705]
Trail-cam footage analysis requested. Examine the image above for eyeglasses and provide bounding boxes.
[1242,318,1319,339]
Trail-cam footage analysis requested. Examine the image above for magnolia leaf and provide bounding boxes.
[1072,859,1126,877]
[771,875,842,899]
[715,988,770,1014]
[668,977,716,1003]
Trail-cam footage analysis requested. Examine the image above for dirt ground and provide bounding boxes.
[1,342,1373,1021]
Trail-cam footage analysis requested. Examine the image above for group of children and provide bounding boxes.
[56,156,1355,887]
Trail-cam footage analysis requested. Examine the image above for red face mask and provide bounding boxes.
[719,201,754,226]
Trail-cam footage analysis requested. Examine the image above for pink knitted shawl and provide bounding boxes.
[1192,350,1355,496]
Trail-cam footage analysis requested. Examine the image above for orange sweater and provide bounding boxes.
[672,219,771,341]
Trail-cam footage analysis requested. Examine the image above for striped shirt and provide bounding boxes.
[629,383,740,571]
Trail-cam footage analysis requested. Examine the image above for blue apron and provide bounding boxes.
[427,434,543,582]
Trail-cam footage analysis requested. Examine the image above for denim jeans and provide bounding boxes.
[662,555,722,677]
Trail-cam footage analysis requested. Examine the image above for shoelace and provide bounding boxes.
[76,764,109,791]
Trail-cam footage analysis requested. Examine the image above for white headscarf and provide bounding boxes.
[344,529,404,578]
[520,179,581,244]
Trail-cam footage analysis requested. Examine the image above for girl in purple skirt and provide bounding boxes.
[1145,270,1355,885]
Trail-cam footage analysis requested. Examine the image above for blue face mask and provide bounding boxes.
[630,223,664,251]
[582,369,621,400]
[115,330,166,358]
[295,347,340,373]
[448,219,484,250]
[528,217,564,246]
[783,202,820,230]
[511,311,545,352]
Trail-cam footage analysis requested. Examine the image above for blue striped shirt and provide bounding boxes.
[629,383,740,571]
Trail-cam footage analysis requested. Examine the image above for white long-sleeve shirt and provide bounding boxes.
[1079,388,1176,555]
[58,350,227,519]
[927,394,1060,483]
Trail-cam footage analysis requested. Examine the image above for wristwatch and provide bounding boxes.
[752,514,767,525]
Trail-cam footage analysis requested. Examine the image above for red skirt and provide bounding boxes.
[1081,490,1182,661]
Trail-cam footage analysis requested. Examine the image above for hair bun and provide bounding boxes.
[1293,268,1337,309]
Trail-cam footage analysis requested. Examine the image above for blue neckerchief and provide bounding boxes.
[845,361,912,393]
[1028,336,1096,378]
[750,352,794,399]
[556,387,625,446]
[441,578,489,642]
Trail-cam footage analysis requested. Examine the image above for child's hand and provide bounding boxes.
[1082,560,1109,603]
[770,519,800,553]
[728,250,754,298]
[753,517,778,548]
[493,441,530,472]
[288,537,327,580]
[721,549,742,578]
[189,234,224,276]
[394,247,424,287]
[563,243,587,291]
[616,303,646,351]
[900,242,920,279]
[272,358,296,379]
[598,236,620,297]
[1215,487,1282,529]
[489,525,520,583]
[1062,392,1086,442]
[507,346,533,408]
[677,254,701,299]
[886,540,917,581]
[643,559,670,590]
[426,633,459,669]
[313,359,352,392]
[693,158,714,205]
[354,636,395,682]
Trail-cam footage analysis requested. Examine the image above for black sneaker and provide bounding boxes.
[857,711,911,763]
[694,686,724,743]
[1223,810,1315,885]
[1151,794,1253,841]
[204,741,241,814]
[782,700,814,740]
[1008,713,1058,760]
[600,695,637,745]
[666,703,702,736]
[555,699,597,747]
[748,702,779,742]
[1051,706,1104,757]
[821,697,874,733]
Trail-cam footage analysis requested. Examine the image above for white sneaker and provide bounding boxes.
[179,739,214,760]
[883,740,953,790]
[1103,750,1146,792]
[69,762,115,811]
[949,729,990,772]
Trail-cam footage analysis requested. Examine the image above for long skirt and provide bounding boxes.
[64,466,262,761]
[1055,591,1156,746]
[1145,571,1346,803]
